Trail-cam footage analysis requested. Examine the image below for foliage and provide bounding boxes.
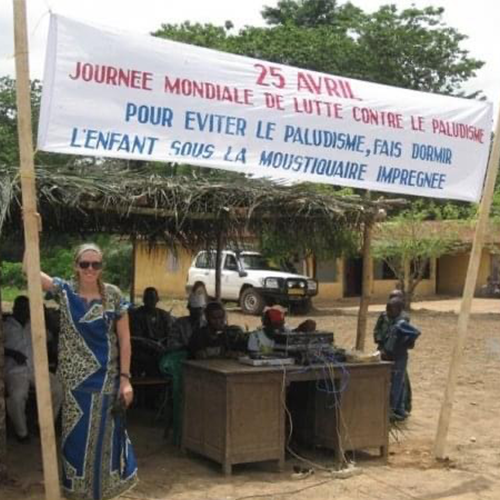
[0,76,20,167]
[1,166,389,259]
[489,162,500,219]
[154,1,483,96]
[0,2,490,269]
[39,236,134,291]
[0,235,133,296]
[0,76,90,169]
[94,236,133,291]
[391,197,478,221]
[372,209,462,307]
[262,0,350,28]
[41,247,75,281]
[152,0,487,222]
[0,261,25,289]
[260,219,359,262]
[491,191,500,219]
[350,5,483,95]
[0,286,25,304]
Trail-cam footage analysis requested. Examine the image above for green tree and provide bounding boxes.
[262,0,346,27]
[353,5,483,95]
[0,76,89,168]
[155,1,483,96]
[0,76,32,167]
[372,209,462,308]
[153,1,486,222]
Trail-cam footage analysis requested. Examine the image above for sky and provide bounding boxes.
[1,0,499,119]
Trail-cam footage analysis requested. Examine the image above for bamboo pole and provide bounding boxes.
[434,107,500,458]
[12,0,61,497]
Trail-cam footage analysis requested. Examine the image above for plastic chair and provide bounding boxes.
[158,350,188,446]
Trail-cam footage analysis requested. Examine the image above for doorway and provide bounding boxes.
[344,257,363,297]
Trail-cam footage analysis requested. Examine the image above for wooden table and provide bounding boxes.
[182,359,391,475]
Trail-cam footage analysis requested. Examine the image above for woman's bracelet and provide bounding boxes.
[120,373,131,380]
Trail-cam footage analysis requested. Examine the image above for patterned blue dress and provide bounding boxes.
[53,278,138,500]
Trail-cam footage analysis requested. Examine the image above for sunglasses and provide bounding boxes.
[78,261,103,270]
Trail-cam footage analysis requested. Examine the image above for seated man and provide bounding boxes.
[167,293,206,351]
[130,287,174,343]
[248,308,317,355]
[4,296,63,443]
[247,308,283,354]
[376,297,420,421]
[188,301,245,359]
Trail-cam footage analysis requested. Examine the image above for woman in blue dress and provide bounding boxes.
[41,243,138,499]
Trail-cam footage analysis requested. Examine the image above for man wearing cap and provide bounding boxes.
[168,293,207,350]
[247,308,316,355]
[247,308,285,354]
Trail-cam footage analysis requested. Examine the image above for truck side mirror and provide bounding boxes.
[239,270,248,278]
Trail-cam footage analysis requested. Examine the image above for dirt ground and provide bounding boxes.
[1,297,500,500]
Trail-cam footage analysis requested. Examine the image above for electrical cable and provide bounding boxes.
[281,366,332,472]
[281,355,360,473]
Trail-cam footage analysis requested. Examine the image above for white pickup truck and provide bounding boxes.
[186,250,318,315]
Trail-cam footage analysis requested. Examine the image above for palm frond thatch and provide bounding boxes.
[0,166,404,252]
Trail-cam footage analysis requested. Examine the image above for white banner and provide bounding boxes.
[38,15,493,202]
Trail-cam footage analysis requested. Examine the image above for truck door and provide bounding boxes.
[223,254,242,300]
[191,251,217,297]
[204,251,217,297]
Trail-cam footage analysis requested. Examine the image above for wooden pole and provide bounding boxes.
[12,1,61,497]
[403,258,411,304]
[434,108,500,459]
[215,229,223,301]
[355,191,374,351]
[130,235,137,303]
[355,217,373,351]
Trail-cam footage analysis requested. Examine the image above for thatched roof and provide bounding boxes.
[0,165,403,252]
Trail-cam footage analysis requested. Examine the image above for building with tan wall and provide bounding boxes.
[313,256,436,301]
[436,249,496,295]
[133,221,500,302]
[134,241,195,300]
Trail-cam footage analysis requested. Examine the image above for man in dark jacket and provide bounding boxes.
[375,297,420,421]
[168,293,206,350]
[130,287,174,342]
[188,302,245,359]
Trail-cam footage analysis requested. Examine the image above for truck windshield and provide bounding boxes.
[241,255,280,271]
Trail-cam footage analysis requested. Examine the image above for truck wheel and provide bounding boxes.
[240,287,265,315]
[192,283,208,302]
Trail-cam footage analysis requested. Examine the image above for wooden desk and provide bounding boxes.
[182,360,391,475]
